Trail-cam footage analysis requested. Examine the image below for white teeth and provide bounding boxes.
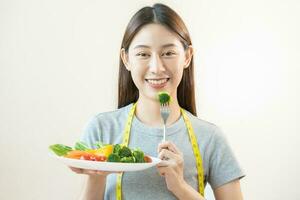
[147,78,168,85]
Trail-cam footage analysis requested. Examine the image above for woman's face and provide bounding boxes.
[121,23,193,102]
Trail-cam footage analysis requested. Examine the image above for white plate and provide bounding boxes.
[50,153,161,172]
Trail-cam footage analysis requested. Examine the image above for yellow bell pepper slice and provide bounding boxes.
[93,145,114,157]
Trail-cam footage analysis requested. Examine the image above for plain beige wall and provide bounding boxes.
[1,0,299,199]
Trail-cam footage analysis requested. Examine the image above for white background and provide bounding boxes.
[1,0,299,199]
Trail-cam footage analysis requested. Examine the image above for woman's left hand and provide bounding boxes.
[156,141,186,194]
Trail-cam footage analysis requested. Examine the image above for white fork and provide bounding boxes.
[160,103,170,142]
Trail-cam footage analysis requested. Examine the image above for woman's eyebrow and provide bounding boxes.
[133,45,150,49]
[133,43,178,49]
[161,43,178,48]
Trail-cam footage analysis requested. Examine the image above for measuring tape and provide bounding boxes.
[180,108,205,196]
[116,103,136,200]
[116,103,204,199]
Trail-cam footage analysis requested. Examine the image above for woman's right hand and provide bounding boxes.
[70,167,120,200]
[69,167,121,177]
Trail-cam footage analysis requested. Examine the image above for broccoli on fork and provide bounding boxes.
[158,91,171,105]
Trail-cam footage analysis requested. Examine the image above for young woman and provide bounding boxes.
[71,3,245,200]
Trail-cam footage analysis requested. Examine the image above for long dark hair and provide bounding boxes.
[118,3,197,116]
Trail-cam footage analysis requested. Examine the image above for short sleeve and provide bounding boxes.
[207,126,245,189]
[80,116,103,149]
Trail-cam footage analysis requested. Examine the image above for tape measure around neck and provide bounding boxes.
[116,103,204,199]
[116,103,136,200]
[180,108,205,196]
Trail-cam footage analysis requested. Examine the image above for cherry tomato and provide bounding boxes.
[80,154,107,162]
[65,150,107,162]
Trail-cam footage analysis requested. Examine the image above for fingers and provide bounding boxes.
[156,142,184,169]
[69,167,83,174]
[157,149,184,168]
[156,165,172,177]
[68,167,122,176]
[157,141,181,154]
[157,141,183,162]
[156,160,172,167]
[158,148,177,160]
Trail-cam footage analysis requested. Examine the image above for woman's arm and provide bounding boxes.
[156,142,205,200]
[173,181,205,200]
[156,142,244,200]
[79,175,106,200]
[70,167,114,200]
[173,179,243,200]
[213,180,243,200]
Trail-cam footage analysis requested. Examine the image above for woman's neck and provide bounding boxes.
[135,95,181,127]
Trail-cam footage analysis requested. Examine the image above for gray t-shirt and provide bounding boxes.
[81,103,245,200]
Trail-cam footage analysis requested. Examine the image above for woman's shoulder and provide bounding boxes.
[184,110,225,141]
[81,104,133,144]
[185,111,217,131]
[93,104,132,121]
[84,104,133,128]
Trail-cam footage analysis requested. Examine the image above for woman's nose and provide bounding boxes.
[148,54,165,73]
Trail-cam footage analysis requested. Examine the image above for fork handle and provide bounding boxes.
[163,124,166,142]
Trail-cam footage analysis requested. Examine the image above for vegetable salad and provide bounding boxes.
[49,142,152,163]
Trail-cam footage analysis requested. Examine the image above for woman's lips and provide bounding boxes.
[145,78,170,89]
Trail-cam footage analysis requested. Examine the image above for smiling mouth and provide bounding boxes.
[145,78,170,85]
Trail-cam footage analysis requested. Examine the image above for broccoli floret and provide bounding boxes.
[158,92,171,105]
[107,153,121,162]
[133,149,145,163]
[119,146,132,158]
[120,156,135,163]
[113,144,122,154]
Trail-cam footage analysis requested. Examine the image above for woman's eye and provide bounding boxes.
[162,51,176,56]
[136,52,150,57]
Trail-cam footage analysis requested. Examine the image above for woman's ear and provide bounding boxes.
[120,48,131,71]
[184,45,194,69]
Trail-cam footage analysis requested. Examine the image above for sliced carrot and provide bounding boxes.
[144,155,152,163]
[64,150,90,159]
